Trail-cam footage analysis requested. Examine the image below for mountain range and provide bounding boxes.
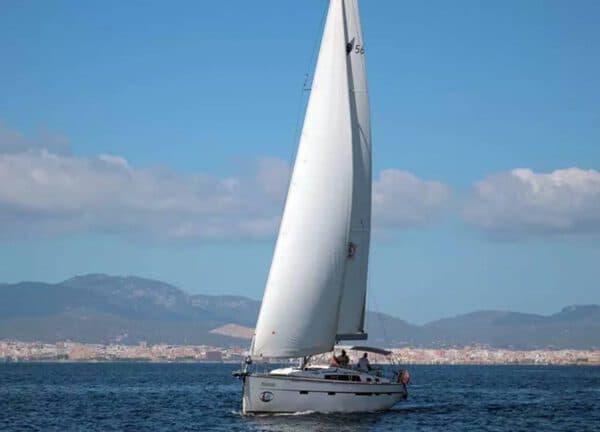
[1,274,599,349]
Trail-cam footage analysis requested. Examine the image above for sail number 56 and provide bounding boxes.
[354,44,365,55]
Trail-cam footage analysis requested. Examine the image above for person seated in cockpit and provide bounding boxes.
[337,349,349,367]
[357,352,371,372]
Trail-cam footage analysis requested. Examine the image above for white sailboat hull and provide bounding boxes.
[242,374,407,414]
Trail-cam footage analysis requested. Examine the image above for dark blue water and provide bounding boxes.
[1,363,599,431]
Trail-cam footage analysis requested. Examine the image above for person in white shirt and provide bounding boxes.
[357,352,371,372]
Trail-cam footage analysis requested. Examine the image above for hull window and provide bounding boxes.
[324,374,361,382]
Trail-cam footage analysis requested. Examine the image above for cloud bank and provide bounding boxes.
[373,169,451,229]
[0,122,71,155]
[0,151,290,240]
[5,124,597,241]
[0,126,449,241]
[464,167,600,237]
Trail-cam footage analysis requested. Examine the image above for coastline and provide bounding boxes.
[2,340,599,366]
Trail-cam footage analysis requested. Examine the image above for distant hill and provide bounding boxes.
[418,306,600,349]
[0,274,258,346]
[1,274,599,349]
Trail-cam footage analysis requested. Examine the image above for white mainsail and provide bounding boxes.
[336,0,372,340]
[252,0,370,359]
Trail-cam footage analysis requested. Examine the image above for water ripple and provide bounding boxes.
[0,363,599,431]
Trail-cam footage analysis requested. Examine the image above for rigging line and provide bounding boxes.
[266,0,328,248]
[287,0,329,170]
[267,0,327,245]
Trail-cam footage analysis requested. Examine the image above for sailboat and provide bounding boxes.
[237,0,409,414]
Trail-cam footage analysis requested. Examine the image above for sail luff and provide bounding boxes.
[252,0,354,359]
[336,0,372,340]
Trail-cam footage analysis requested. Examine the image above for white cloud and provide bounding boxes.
[373,169,452,229]
[0,122,71,155]
[464,167,600,237]
[0,124,452,241]
[0,150,287,240]
[254,157,291,201]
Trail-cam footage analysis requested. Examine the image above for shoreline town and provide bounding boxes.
[1,340,599,365]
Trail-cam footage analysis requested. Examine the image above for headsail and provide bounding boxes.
[336,0,372,341]
[252,0,354,358]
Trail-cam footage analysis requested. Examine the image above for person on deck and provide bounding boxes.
[337,349,349,367]
[329,354,340,367]
[357,352,371,372]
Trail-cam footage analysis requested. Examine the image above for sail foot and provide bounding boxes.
[336,332,368,341]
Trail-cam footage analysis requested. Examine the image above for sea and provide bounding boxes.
[1,363,599,431]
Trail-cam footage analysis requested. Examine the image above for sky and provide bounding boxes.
[1,0,599,324]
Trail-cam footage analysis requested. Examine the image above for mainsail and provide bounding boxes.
[336,0,371,340]
[252,0,371,359]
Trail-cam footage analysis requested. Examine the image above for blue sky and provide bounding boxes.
[1,0,599,324]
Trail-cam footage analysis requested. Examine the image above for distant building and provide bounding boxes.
[205,351,223,362]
